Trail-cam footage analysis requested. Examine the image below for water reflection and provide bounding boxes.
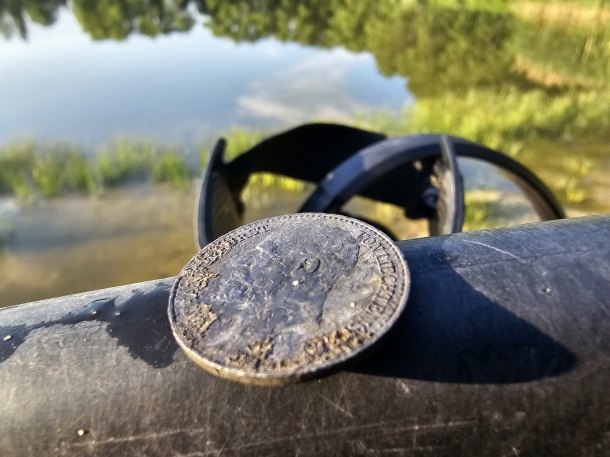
[3,1,609,144]
[0,11,407,145]
[5,1,609,93]
[0,0,193,40]
[3,1,609,135]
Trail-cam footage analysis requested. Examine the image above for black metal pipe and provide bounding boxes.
[1,215,609,456]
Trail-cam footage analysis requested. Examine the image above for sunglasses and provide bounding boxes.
[196,123,564,248]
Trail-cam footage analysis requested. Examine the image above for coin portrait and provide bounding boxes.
[169,213,410,385]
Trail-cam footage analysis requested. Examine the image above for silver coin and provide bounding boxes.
[168,213,410,385]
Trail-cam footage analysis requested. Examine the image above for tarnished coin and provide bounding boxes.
[168,213,410,385]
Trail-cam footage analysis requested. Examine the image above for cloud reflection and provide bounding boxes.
[237,49,399,125]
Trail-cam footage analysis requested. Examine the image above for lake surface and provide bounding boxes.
[1,1,609,306]
[0,10,408,146]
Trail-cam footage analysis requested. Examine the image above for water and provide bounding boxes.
[0,11,408,146]
[0,184,196,305]
[1,1,609,307]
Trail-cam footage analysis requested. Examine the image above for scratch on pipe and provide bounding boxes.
[2,386,17,410]
[464,240,527,263]
[378,445,443,454]
[318,393,354,418]
[383,419,477,436]
[68,428,206,448]
[229,418,478,453]
[396,380,410,394]
[185,421,409,455]
[68,418,478,455]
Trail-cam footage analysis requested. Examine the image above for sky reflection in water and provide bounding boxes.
[0,12,409,146]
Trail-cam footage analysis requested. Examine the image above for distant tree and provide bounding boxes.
[0,0,66,38]
[196,0,527,96]
[71,0,195,40]
[2,0,607,94]
[367,6,519,96]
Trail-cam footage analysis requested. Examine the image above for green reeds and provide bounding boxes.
[1,105,607,212]
[0,139,193,200]
[0,131,308,202]
[151,151,191,188]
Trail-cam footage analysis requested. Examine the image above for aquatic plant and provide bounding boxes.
[152,151,191,188]
[0,139,192,200]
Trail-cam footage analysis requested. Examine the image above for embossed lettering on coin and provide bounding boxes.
[168,213,410,385]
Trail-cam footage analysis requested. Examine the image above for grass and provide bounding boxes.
[462,192,511,231]
[403,87,610,153]
[2,103,607,212]
[221,128,264,161]
[1,63,608,212]
[0,139,195,200]
[0,132,310,202]
[151,152,191,188]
